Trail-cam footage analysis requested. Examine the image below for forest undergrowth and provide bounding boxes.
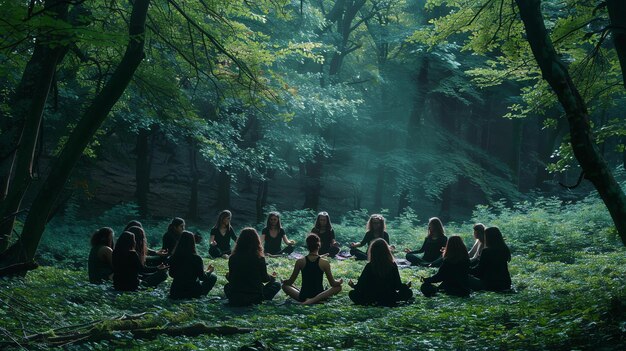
[1,194,625,350]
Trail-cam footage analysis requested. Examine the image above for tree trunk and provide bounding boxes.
[607,0,626,88]
[397,189,410,216]
[136,127,152,217]
[188,141,200,220]
[0,0,71,252]
[215,170,231,210]
[256,179,269,223]
[0,0,152,265]
[407,58,430,144]
[515,0,626,245]
[373,165,385,209]
[510,119,523,190]
[302,154,322,211]
[438,184,452,222]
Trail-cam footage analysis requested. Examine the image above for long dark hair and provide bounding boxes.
[124,220,143,232]
[167,217,185,232]
[306,233,321,252]
[443,235,469,264]
[264,211,282,231]
[214,210,232,230]
[366,214,386,236]
[112,231,135,257]
[473,223,486,243]
[427,217,445,239]
[171,231,197,261]
[91,227,114,249]
[312,211,332,233]
[484,227,511,262]
[368,238,395,277]
[232,227,263,258]
[127,226,147,264]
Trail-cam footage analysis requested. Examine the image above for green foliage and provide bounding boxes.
[4,191,623,351]
[412,0,626,172]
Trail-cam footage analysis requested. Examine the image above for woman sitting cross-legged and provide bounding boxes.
[112,231,168,292]
[349,214,391,261]
[88,227,115,284]
[348,238,413,307]
[261,211,296,256]
[420,235,471,298]
[126,226,168,287]
[209,210,238,259]
[224,228,281,306]
[404,217,448,267]
[282,234,343,304]
[169,231,217,299]
[468,227,512,292]
[310,211,340,258]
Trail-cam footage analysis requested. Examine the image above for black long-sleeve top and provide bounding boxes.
[353,262,405,306]
[112,250,142,291]
[358,230,390,247]
[162,229,181,255]
[169,254,209,298]
[409,236,448,262]
[424,259,470,297]
[470,248,511,291]
[211,227,237,252]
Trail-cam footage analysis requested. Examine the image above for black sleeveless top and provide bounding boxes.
[299,255,324,301]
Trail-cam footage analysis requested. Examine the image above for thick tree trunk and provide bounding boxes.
[516,0,626,245]
[0,0,71,252]
[607,0,626,88]
[0,0,152,265]
[136,127,152,217]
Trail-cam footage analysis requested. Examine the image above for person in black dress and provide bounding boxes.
[282,234,343,304]
[224,228,281,306]
[261,212,295,256]
[127,226,168,287]
[209,210,238,258]
[469,227,512,292]
[162,217,185,256]
[125,220,167,266]
[350,214,393,261]
[405,217,448,267]
[311,211,340,257]
[349,238,412,306]
[421,235,471,297]
[88,227,114,284]
[113,231,168,291]
[169,231,217,299]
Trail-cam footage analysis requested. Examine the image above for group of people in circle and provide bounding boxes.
[88,210,512,306]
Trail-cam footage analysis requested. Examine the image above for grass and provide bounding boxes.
[1,194,626,350]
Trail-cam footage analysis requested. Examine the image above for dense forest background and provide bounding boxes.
[4,0,625,233]
[1,1,626,350]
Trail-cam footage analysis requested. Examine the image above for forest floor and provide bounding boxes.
[1,196,626,350]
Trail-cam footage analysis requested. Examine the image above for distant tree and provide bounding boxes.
[413,0,626,244]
